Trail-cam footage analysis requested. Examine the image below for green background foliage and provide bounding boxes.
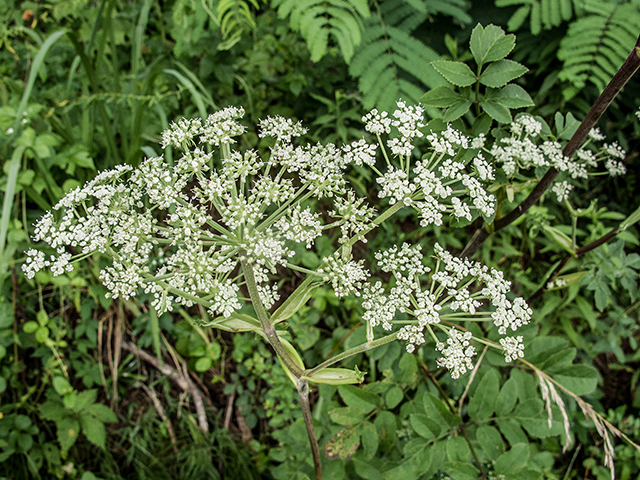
[1,0,640,478]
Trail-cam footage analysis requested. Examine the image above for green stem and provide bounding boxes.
[297,379,323,480]
[240,258,305,378]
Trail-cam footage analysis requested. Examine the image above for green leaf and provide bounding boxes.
[482,100,512,124]
[492,84,534,108]
[72,389,98,413]
[306,368,364,385]
[496,418,528,446]
[382,438,430,479]
[79,413,106,450]
[446,436,470,462]
[85,404,118,423]
[205,313,261,332]
[495,443,529,474]
[468,369,499,420]
[495,377,518,416]
[476,425,505,461]
[420,85,464,108]
[469,24,515,67]
[324,427,360,460]
[0,303,14,329]
[194,356,213,372]
[353,457,384,480]
[545,364,599,396]
[543,225,575,255]
[40,400,68,422]
[432,60,477,87]
[329,407,365,426]
[57,417,80,453]
[53,376,73,396]
[480,59,528,88]
[443,100,473,122]
[360,421,379,459]
[442,462,479,480]
[374,411,397,451]
[338,385,379,413]
[271,280,317,324]
[385,386,403,409]
[409,413,437,440]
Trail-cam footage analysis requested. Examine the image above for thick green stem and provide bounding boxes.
[240,258,305,378]
[298,379,323,480]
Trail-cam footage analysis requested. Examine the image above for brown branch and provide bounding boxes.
[528,225,621,303]
[460,34,640,259]
[122,341,210,433]
[298,380,323,480]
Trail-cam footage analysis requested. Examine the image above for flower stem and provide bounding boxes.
[297,379,323,480]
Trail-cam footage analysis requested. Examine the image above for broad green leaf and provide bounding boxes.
[79,413,106,450]
[338,385,379,413]
[57,417,80,453]
[329,407,365,426]
[482,100,512,124]
[352,457,384,480]
[423,393,461,428]
[443,100,473,122]
[324,427,360,460]
[360,421,379,459]
[470,24,515,66]
[468,369,499,420]
[385,386,403,409]
[442,462,479,480]
[476,425,505,461]
[39,400,68,422]
[305,368,364,385]
[53,376,73,396]
[432,60,477,87]
[194,356,213,372]
[86,403,118,423]
[397,354,417,383]
[446,436,470,462]
[492,84,534,108]
[545,364,599,396]
[495,443,529,475]
[496,418,528,446]
[480,59,528,87]
[382,438,430,480]
[14,415,32,431]
[495,377,518,416]
[72,389,98,413]
[409,413,437,440]
[420,86,464,107]
[374,411,397,451]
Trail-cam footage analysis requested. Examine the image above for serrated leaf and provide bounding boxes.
[432,60,476,87]
[57,417,80,453]
[442,462,479,480]
[480,59,528,87]
[446,436,470,462]
[470,24,515,66]
[79,413,106,450]
[40,400,68,422]
[545,364,599,395]
[492,84,534,108]
[482,100,512,124]
[409,413,437,440]
[53,377,73,396]
[444,100,473,122]
[420,85,464,107]
[85,404,118,423]
[382,437,430,479]
[324,427,360,460]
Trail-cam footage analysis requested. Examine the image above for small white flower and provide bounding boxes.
[605,158,626,176]
[552,181,573,202]
[500,336,525,362]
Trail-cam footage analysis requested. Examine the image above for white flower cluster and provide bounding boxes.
[491,115,628,198]
[362,242,532,376]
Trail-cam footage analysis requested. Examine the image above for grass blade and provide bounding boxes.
[0,147,25,276]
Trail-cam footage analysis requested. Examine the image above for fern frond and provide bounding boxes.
[496,0,582,34]
[424,0,472,24]
[272,0,369,62]
[217,0,265,50]
[349,13,446,110]
[557,2,640,96]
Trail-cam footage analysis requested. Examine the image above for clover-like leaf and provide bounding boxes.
[470,23,515,67]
